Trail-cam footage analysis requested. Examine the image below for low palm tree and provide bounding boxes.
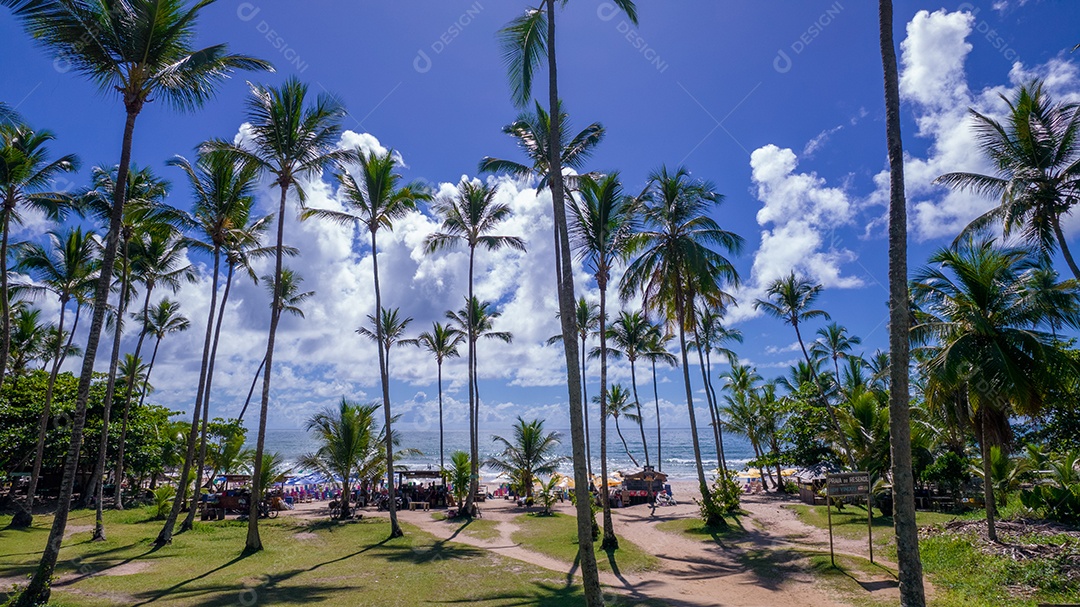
[404,323,462,471]
[299,399,382,519]
[205,77,345,552]
[811,322,862,393]
[426,179,524,517]
[136,299,190,409]
[600,384,640,467]
[487,417,566,500]
[8,308,48,376]
[620,165,742,526]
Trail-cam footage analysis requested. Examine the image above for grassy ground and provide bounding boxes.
[430,513,501,541]
[790,504,961,550]
[654,514,748,544]
[509,512,659,574]
[0,508,643,606]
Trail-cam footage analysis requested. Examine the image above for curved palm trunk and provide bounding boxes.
[114,283,156,510]
[1052,217,1080,280]
[17,296,69,527]
[614,416,637,467]
[137,334,162,410]
[246,183,290,552]
[628,358,649,468]
[92,238,133,541]
[63,303,82,366]
[703,347,727,473]
[545,3,604,603]
[16,108,139,607]
[598,277,617,550]
[652,360,662,472]
[463,248,478,517]
[238,355,267,423]
[581,333,592,479]
[795,321,855,467]
[676,292,720,526]
[693,330,724,474]
[880,0,927,602]
[371,228,402,538]
[182,260,232,531]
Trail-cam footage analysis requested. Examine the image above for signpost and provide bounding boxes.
[825,472,874,566]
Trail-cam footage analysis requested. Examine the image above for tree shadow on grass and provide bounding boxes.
[435,581,585,607]
[128,551,256,606]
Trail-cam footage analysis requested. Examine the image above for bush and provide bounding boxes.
[697,473,740,527]
[150,485,176,520]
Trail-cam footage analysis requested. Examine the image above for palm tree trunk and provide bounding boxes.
[62,303,81,367]
[18,296,68,527]
[693,331,724,473]
[652,360,662,472]
[138,334,162,409]
[15,107,139,607]
[1052,217,1080,281]
[371,228,402,538]
[437,361,445,471]
[628,359,649,468]
[614,416,637,467]
[796,321,856,468]
[246,183,291,552]
[0,208,12,388]
[598,276,617,551]
[581,333,592,479]
[114,284,156,510]
[92,239,133,541]
[545,2,604,603]
[676,291,720,526]
[182,260,232,531]
[238,355,266,423]
[463,248,478,517]
[980,409,998,542]
[340,466,351,519]
[880,0,927,602]
[703,347,727,472]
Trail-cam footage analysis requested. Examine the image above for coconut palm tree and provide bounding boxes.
[547,297,601,478]
[719,363,767,485]
[880,1,927,596]
[299,399,382,519]
[0,124,78,388]
[620,165,742,526]
[0,102,18,126]
[11,227,98,526]
[425,180,524,517]
[691,306,742,473]
[136,298,190,409]
[357,307,415,394]
[302,148,427,539]
[811,322,862,393]
[498,1,637,598]
[486,417,566,500]
[205,77,345,552]
[754,381,789,493]
[0,0,269,588]
[936,81,1080,279]
[8,308,48,376]
[642,324,676,472]
[404,323,462,471]
[605,310,654,468]
[911,237,1080,541]
[600,384,640,467]
[567,172,637,550]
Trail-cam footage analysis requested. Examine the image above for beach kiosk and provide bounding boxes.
[620,466,667,506]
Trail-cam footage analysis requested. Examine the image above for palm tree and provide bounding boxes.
[136,298,190,410]
[719,363,768,485]
[568,172,637,550]
[303,148,428,539]
[880,0,928,597]
[754,381,788,493]
[1,0,269,589]
[754,272,854,466]
[357,307,415,395]
[936,81,1080,279]
[206,77,345,552]
[810,322,862,393]
[911,237,1080,541]
[600,384,640,467]
[547,297,600,478]
[299,399,382,519]
[8,308,48,376]
[692,306,742,473]
[642,324,676,472]
[498,1,637,599]
[0,124,78,388]
[11,227,98,526]
[605,310,654,468]
[486,417,566,500]
[425,180,523,517]
[404,323,462,471]
[620,165,742,525]
[116,230,193,510]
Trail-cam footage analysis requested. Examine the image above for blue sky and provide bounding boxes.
[1,0,1079,432]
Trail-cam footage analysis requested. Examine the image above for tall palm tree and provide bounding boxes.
[810,322,862,393]
[136,298,190,410]
[116,230,193,510]
[600,384,640,467]
[11,227,98,527]
[880,0,927,598]
[299,399,382,519]
[498,1,637,599]
[605,310,654,468]
[303,148,427,539]
[0,124,78,388]
[486,417,566,500]
[206,77,344,552]
[642,324,676,472]
[911,238,1080,541]
[0,0,269,590]
[719,363,765,484]
[620,165,742,526]
[692,305,742,473]
[936,81,1080,279]
[568,172,637,550]
[425,180,523,517]
[404,322,462,471]
[547,297,601,478]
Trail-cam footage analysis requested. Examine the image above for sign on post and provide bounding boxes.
[825,472,874,566]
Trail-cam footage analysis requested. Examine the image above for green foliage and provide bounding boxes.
[923,451,972,499]
[778,389,837,470]
[1019,449,1080,523]
[697,473,739,527]
[448,451,471,507]
[535,476,559,515]
[150,485,176,520]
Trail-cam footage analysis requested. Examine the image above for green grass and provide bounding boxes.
[0,509,641,606]
[790,503,960,548]
[654,514,748,543]
[805,553,899,607]
[428,514,501,541]
[509,512,659,574]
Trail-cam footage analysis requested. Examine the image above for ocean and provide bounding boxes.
[250,426,756,482]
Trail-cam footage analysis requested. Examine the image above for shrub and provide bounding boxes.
[150,485,176,520]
